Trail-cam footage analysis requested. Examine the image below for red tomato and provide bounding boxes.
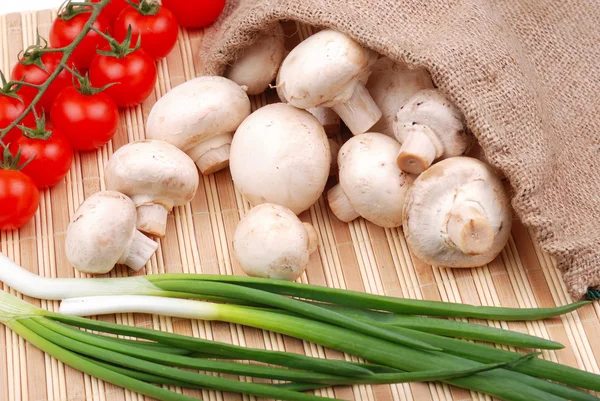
[89,49,157,107]
[50,86,119,151]
[0,169,40,231]
[161,0,225,28]
[9,124,73,189]
[114,2,179,60]
[0,93,35,145]
[10,52,72,113]
[92,0,129,21]
[49,11,111,70]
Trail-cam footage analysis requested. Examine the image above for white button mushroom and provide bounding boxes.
[225,23,286,95]
[65,191,158,274]
[366,57,434,137]
[104,140,199,238]
[233,203,319,281]
[393,89,474,175]
[229,103,330,215]
[276,29,381,136]
[146,76,251,175]
[327,133,414,228]
[402,157,512,268]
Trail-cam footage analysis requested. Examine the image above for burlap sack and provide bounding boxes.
[200,0,600,299]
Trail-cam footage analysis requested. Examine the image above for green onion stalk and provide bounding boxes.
[0,290,542,401]
[57,295,600,401]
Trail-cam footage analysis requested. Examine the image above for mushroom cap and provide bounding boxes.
[65,191,137,274]
[105,140,199,210]
[229,103,330,214]
[276,29,378,109]
[233,203,312,281]
[402,157,512,267]
[367,57,434,137]
[146,76,251,151]
[226,23,286,95]
[338,132,413,227]
[394,89,473,158]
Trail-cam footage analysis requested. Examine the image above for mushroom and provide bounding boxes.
[393,89,474,175]
[104,140,199,237]
[327,133,413,227]
[233,203,319,281]
[225,23,286,95]
[229,103,330,215]
[146,76,251,175]
[402,157,512,268]
[366,57,434,137]
[65,191,158,274]
[276,29,381,136]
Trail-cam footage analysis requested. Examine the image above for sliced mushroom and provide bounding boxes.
[146,76,251,175]
[229,103,330,215]
[65,191,158,274]
[328,133,413,227]
[105,140,199,237]
[277,29,381,135]
[226,23,286,95]
[403,157,512,268]
[233,203,318,281]
[367,57,434,137]
[393,89,474,174]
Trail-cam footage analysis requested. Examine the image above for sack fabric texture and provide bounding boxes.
[200,0,600,299]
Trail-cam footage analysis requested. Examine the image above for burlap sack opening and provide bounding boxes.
[200,0,600,300]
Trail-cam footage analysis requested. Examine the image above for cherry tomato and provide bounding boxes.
[9,124,73,189]
[50,86,119,151]
[89,49,157,107]
[0,92,35,145]
[92,0,129,21]
[114,2,179,60]
[0,169,40,231]
[49,11,111,70]
[161,0,225,28]
[10,52,72,113]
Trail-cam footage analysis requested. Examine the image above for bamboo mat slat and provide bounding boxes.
[1,9,600,401]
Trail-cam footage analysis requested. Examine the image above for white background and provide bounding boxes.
[1,0,64,14]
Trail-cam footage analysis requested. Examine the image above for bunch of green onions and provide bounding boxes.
[1,253,599,401]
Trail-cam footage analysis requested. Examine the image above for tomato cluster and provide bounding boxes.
[0,0,225,231]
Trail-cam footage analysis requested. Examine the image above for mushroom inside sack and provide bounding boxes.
[229,103,331,215]
[146,76,251,175]
[233,203,319,281]
[402,157,512,268]
[393,89,474,174]
[65,191,158,274]
[366,57,434,138]
[277,29,381,135]
[104,140,199,238]
[328,132,414,228]
[226,23,286,95]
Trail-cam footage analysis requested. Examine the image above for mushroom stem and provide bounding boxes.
[137,204,169,238]
[327,184,360,222]
[117,230,159,271]
[447,202,495,256]
[187,133,234,175]
[328,139,341,177]
[396,125,440,174]
[331,83,382,136]
[303,223,319,253]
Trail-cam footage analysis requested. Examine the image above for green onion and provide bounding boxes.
[56,295,576,401]
[150,279,439,351]
[147,273,588,321]
[315,304,564,349]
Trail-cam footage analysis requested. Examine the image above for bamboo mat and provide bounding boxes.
[1,8,600,401]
